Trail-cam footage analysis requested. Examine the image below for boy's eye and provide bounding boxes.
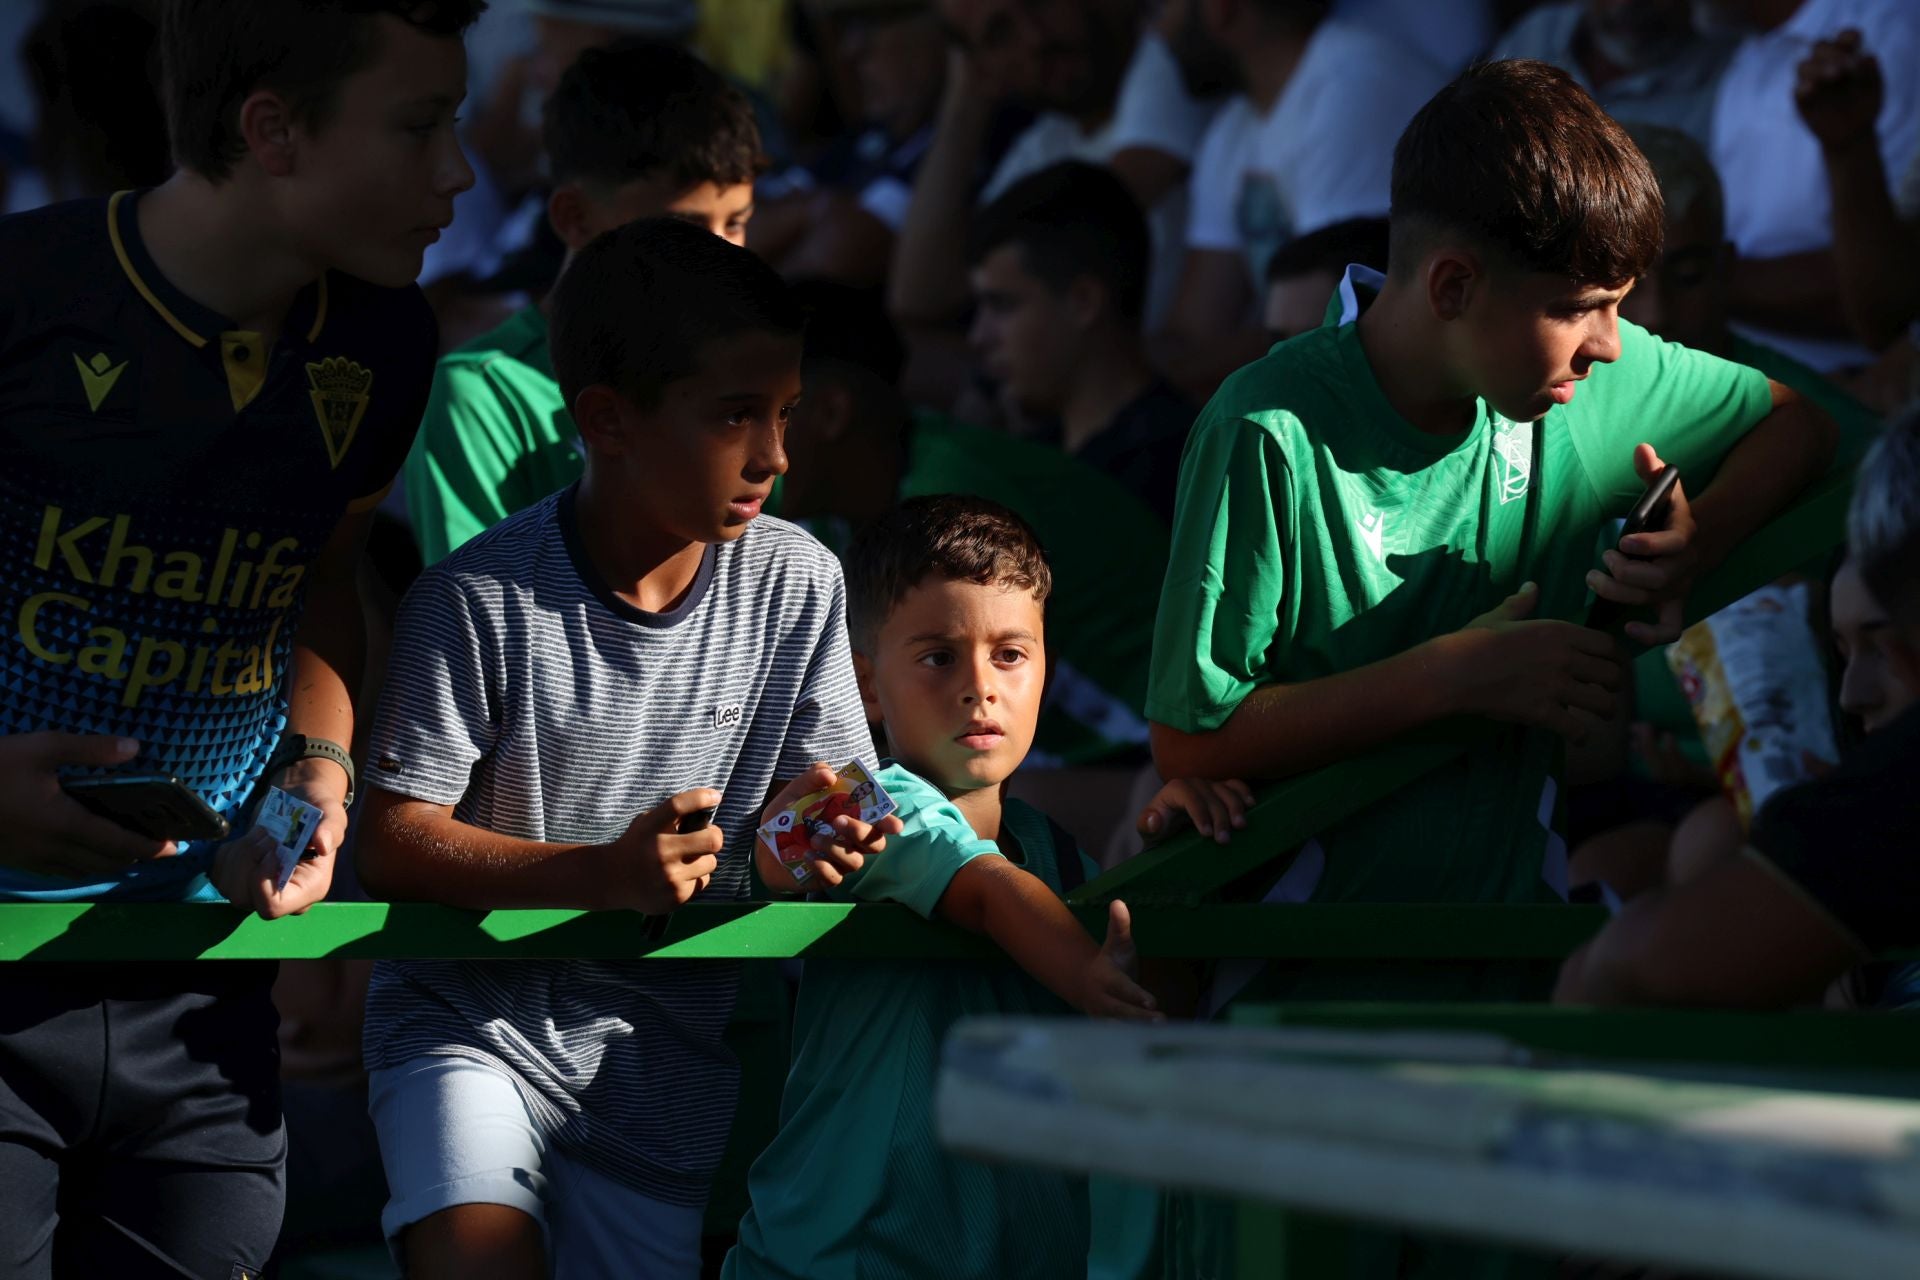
[917,650,953,668]
[726,410,752,427]
[996,647,1027,665]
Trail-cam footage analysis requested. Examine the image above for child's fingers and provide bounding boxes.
[1617,527,1690,559]
[1135,794,1178,837]
[811,845,865,878]
[1599,551,1672,591]
[1225,779,1256,817]
[760,764,835,825]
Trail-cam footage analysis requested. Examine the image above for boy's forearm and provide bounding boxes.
[282,582,362,781]
[358,791,597,908]
[938,859,1101,1011]
[1687,382,1837,573]
[887,72,993,324]
[1151,640,1458,783]
[1821,135,1920,347]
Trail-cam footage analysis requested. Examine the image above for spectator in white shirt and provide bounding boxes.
[1699,0,1920,373]
[888,0,1215,374]
[1154,0,1446,396]
[1491,0,1736,145]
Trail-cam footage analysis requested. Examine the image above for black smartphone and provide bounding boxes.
[61,773,230,841]
[1589,466,1681,630]
[677,804,719,834]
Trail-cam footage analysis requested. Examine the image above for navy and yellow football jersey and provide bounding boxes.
[0,190,436,900]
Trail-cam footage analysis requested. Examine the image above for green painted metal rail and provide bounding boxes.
[0,901,1611,962]
[0,440,1859,962]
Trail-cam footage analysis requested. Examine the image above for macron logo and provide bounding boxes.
[713,704,743,730]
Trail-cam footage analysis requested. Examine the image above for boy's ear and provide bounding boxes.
[548,185,599,253]
[1423,247,1482,322]
[1064,275,1107,330]
[572,384,630,456]
[238,90,298,178]
[852,650,884,725]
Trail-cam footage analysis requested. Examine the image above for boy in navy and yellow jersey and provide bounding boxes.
[0,1,482,1273]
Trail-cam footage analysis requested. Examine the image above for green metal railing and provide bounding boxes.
[0,451,1859,961]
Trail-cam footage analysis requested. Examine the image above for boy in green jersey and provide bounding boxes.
[404,36,763,564]
[724,495,1252,1280]
[1147,58,1838,910]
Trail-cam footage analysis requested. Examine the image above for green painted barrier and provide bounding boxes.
[0,902,1611,962]
[0,442,1857,961]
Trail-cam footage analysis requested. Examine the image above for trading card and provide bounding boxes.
[254,787,323,891]
[757,758,897,882]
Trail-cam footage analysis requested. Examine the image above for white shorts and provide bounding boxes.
[368,1054,704,1279]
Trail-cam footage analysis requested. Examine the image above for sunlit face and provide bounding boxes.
[1833,558,1920,735]
[1619,196,1729,354]
[593,175,756,247]
[591,330,802,544]
[1456,270,1633,422]
[968,243,1081,413]
[1264,268,1342,344]
[856,577,1045,795]
[276,15,473,286]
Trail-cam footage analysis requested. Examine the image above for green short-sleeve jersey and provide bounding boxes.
[724,763,1094,1280]
[402,305,581,565]
[1147,268,1773,904]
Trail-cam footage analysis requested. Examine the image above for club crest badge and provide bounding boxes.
[1491,417,1532,505]
[306,357,373,468]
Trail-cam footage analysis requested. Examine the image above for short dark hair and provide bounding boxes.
[161,0,486,181]
[543,37,764,191]
[1265,216,1391,284]
[1850,404,1920,628]
[969,161,1150,324]
[548,216,805,412]
[845,496,1052,650]
[1389,59,1663,286]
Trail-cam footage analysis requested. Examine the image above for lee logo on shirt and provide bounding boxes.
[713,704,743,730]
[306,357,372,468]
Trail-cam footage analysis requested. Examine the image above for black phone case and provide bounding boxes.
[62,777,231,841]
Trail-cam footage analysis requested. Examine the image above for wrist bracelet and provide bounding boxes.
[280,734,356,807]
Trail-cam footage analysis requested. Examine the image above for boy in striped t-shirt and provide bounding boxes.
[355,219,899,1278]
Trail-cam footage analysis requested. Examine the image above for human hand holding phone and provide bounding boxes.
[4,732,178,880]
[1587,445,1697,644]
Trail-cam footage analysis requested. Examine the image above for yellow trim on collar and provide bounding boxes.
[307,274,329,343]
[106,190,207,349]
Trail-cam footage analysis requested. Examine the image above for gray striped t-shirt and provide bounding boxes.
[361,486,874,1205]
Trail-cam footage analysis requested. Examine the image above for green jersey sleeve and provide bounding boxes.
[1145,411,1296,733]
[1566,319,1774,512]
[838,764,1001,918]
[404,360,534,566]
